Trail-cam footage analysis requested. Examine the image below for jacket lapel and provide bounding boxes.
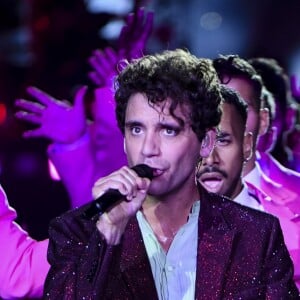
[120,217,158,299]
[195,191,237,300]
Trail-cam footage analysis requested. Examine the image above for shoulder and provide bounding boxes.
[205,192,280,231]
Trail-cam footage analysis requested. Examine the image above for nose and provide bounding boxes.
[141,132,161,157]
[202,146,220,166]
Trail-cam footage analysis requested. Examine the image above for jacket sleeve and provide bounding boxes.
[264,217,300,298]
[44,208,122,299]
[0,184,49,299]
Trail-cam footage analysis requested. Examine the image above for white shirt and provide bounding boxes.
[234,183,264,212]
[243,164,262,189]
[137,201,200,300]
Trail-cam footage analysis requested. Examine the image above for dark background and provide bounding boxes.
[0,0,300,240]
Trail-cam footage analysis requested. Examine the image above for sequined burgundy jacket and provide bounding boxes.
[44,191,299,299]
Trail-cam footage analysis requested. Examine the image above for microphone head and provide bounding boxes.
[131,164,154,180]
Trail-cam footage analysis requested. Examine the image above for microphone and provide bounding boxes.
[83,164,153,219]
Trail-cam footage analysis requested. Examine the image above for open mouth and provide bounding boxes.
[199,173,223,193]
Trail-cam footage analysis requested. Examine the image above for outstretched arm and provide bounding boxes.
[0,185,49,299]
[15,86,95,208]
[15,86,88,143]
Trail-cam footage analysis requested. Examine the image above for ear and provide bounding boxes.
[243,132,253,162]
[123,138,127,154]
[258,108,270,136]
[200,128,216,158]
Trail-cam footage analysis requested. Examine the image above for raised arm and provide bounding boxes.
[15,86,96,207]
[88,8,154,87]
[0,184,49,299]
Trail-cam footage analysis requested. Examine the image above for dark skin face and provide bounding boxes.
[197,103,252,199]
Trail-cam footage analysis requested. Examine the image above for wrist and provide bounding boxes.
[96,212,128,245]
[47,130,90,154]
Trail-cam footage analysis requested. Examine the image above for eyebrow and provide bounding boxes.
[125,120,142,128]
[125,120,184,129]
[216,131,231,138]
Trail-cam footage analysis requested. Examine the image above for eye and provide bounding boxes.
[216,136,231,146]
[131,126,143,135]
[163,126,179,136]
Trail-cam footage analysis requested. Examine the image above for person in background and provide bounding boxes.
[0,184,49,299]
[213,54,300,289]
[249,57,300,170]
[287,74,300,172]
[0,9,152,299]
[197,84,299,289]
[246,57,300,193]
[44,48,298,299]
[15,8,152,207]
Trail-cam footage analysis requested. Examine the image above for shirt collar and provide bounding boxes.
[244,164,261,188]
[234,184,264,211]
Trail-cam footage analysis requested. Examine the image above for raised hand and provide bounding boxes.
[93,166,151,245]
[88,8,154,87]
[88,47,119,87]
[118,7,154,60]
[15,86,88,143]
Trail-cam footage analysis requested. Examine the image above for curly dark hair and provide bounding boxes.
[114,49,222,142]
[213,54,263,112]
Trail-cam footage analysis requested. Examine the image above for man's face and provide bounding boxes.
[225,77,260,145]
[197,103,252,198]
[124,93,201,197]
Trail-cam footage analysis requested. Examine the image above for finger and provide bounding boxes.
[15,99,45,114]
[136,177,151,192]
[88,71,103,86]
[104,47,118,64]
[96,48,117,72]
[15,111,42,125]
[22,128,45,138]
[125,12,134,28]
[118,25,130,48]
[73,86,87,110]
[93,167,138,200]
[129,8,145,39]
[92,178,132,200]
[26,86,57,106]
[142,11,154,40]
[134,7,144,32]
[90,52,113,77]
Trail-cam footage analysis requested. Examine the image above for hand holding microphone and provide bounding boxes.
[83,164,153,220]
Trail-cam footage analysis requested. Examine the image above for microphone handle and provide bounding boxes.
[82,164,153,219]
[83,189,124,219]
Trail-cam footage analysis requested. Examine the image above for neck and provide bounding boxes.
[243,155,256,177]
[142,179,199,252]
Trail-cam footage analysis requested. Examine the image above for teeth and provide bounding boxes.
[202,180,221,192]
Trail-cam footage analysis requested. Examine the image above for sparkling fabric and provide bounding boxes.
[43,191,300,299]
